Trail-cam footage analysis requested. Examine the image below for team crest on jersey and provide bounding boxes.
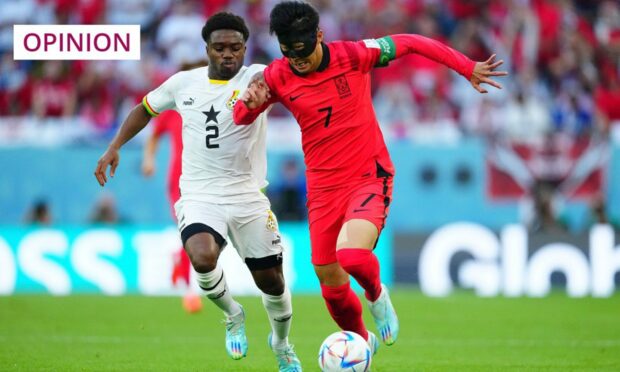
[266,210,278,232]
[226,90,240,110]
[333,74,351,99]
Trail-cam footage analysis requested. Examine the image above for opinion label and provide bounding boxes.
[13,25,140,60]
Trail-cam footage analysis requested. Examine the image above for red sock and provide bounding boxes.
[320,282,368,340]
[337,248,382,302]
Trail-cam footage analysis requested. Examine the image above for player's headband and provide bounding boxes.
[277,29,318,59]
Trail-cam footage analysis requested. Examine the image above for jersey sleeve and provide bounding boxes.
[380,34,475,79]
[355,35,476,79]
[355,39,384,72]
[143,74,178,117]
[233,94,276,125]
[233,63,278,125]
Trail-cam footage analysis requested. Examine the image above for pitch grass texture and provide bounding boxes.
[1,290,619,371]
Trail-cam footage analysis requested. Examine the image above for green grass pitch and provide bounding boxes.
[1,290,619,371]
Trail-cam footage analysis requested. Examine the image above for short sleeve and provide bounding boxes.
[143,75,178,117]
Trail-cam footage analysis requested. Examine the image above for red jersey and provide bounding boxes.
[266,41,396,192]
[235,35,475,193]
[153,110,183,204]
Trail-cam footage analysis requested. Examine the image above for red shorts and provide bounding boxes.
[308,175,393,265]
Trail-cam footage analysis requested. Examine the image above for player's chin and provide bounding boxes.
[219,63,239,77]
[289,59,311,74]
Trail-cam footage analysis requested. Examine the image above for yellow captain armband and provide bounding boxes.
[142,96,159,117]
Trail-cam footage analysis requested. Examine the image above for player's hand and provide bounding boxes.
[94,146,120,186]
[240,75,271,109]
[470,54,508,94]
[142,157,155,177]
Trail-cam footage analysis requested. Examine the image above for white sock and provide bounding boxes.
[195,265,241,317]
[262,287,292,350]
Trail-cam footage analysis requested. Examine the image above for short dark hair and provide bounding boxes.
[269,1,319,38]
[202,12,250,44]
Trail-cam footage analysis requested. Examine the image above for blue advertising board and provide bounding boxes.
[0,223,392,295]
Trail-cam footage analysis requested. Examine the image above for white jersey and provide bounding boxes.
[144,65,269,203]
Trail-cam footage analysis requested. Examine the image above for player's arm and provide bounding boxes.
[94,103,152,186]
[372,34,507,93]
[95,73,177,186]
[233,71,277,125]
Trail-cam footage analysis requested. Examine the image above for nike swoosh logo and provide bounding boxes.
[353,209,370,213]
[289,93,304,102]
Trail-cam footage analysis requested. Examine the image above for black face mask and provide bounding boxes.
[278,30,317,59]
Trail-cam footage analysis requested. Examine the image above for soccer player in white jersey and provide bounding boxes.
[94,12,302,372]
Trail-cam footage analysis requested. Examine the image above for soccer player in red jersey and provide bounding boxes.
[234,0,507,353]
[142,109,202,312]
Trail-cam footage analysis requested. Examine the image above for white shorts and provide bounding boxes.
[174,196,283,263]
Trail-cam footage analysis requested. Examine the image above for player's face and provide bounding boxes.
[281,31,324,75]
[206,30,246,80]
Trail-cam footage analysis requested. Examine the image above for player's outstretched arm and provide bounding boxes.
[233,72,275,125]
[94,104,151,186]
[377,34,507,90]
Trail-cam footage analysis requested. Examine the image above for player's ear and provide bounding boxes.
[317,29,324,43]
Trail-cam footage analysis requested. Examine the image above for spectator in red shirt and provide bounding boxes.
[32,61,77,118]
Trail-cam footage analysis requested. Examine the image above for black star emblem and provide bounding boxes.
[203,105,220,124]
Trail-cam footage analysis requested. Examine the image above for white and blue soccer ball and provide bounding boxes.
[318,331,372,372]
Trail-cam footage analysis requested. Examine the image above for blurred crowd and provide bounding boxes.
[2,0,620,144]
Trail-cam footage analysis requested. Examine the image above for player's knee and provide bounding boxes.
[315,262,349,286]
[188,251,217,273]
[252,266,285,296]
[181,223,224,273]
[185,241,219,273]
[258,279,285,296]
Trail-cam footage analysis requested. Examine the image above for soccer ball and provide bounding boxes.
[318,331,372,372]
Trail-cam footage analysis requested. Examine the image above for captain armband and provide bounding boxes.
[364,36,396,67]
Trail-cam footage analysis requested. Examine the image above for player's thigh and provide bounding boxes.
[336,219,378,250]
[175,198,228,270]
[308,195,346,266]
[228,199,283,272]
[337,176,393,250]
